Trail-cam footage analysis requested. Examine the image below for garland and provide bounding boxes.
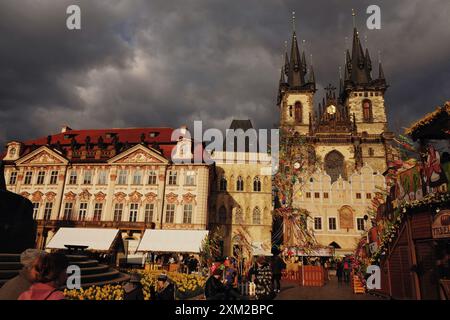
[369,192,450,265]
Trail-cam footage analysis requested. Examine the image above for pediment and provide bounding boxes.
[108,145,168,165]
[16,146,68,166]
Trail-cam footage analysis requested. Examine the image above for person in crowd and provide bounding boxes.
[0,249,44,300]
[323,259,330,281]
[205,266,226,300]
[343,258,351,283]
[188,255,199,274]
[150,273,175,300]
[270,253,286,294]
[123,272,144,300]
[224,264,241,300]
[18,252,69,300]
[254,256,274,300]
[248,257,257,282]
[336,259,343,283]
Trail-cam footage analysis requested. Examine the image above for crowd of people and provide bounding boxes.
[204,254,287,300]
[146,253,200,274]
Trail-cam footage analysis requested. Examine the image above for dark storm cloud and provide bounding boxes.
[0,0,449,147]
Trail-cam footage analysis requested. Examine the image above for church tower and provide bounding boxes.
[277,12,316,135]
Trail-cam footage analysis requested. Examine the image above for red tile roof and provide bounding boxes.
[2,127,211,164]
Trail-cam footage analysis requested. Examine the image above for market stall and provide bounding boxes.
[136,229,209,272]
[360,102,450,300]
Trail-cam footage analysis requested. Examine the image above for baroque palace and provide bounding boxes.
[2,127,214,251]
[276,21,398,254]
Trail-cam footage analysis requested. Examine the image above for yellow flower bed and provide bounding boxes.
[64,285,124,300]
[64,270,206,300]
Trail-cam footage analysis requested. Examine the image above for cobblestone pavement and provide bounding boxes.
[275,276,383,300]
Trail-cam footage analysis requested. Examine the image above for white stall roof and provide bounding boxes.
[252,242,272,256]
[137,229,209,253]
[46,228,121,251]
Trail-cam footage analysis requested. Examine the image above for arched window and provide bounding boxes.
[218,206,227,224]
[253,176,261,192]
[235,206,244,224]
[294,101,302,123]
[252,207,261,224]
[219,177,227,191]
[289,106,293,117]
[324,150,346,183]
[236,176,244,191]
[362,99,373,122]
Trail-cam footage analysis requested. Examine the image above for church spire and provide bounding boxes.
[288,11,306,87]
[284,41,289,76]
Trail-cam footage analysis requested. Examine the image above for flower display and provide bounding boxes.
[64,270,207,300]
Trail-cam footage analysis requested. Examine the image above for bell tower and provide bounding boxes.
[277,12,316,135]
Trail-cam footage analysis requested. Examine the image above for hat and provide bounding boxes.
[157,273,168,282]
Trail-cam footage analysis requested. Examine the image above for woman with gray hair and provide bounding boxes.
[0,249,45,300]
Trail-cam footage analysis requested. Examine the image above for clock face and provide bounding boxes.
[327,104,336,115]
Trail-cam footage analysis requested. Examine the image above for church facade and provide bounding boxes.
[277,23,397,254]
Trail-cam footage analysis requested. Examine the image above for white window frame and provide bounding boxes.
[328,217,337,231]
[165,204,176,223]
[129,203,139,222]
[78,202,88,221]
[117,170,128,185]
[9,171,18,185]
[32,202,40,219]
[183,203,193,224]
[49,171,58,185]
[113,203,123,222]
[24,171,33,185]
[83,170,92,185]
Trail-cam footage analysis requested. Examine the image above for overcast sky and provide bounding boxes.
[0,0,449,148]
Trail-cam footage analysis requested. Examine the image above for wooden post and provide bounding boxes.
[406,216,421,300]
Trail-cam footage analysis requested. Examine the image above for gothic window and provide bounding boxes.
[236,176,244,191]
[219,177,227,191]
[324,150,346,183]
[294,101,302,123]
[218,206,227,224]
[362,99,373,122]
[253,176,261,192]
[368,147,374,156]
[235,207,243,224]
[252,207,261,224]
[289,106,293,117]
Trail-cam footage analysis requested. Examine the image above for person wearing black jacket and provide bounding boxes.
[150,274,175,300]
[205,268,226,300]
[271,254,286,293]
[123,272,145,300]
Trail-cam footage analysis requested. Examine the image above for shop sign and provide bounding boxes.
[432,209,450,239]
